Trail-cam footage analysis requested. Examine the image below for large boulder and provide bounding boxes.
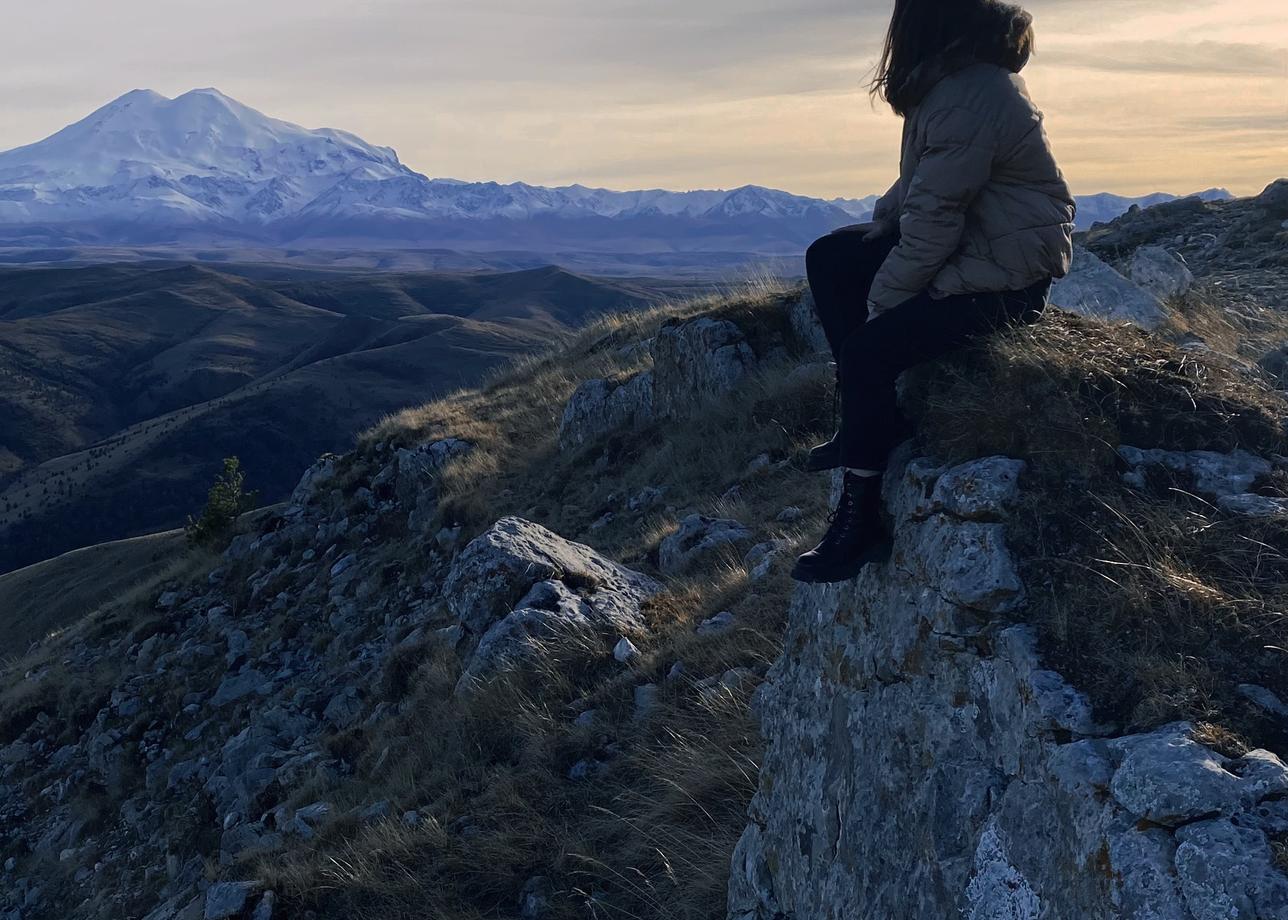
[651,317,757,417]
[445,520,661,693]
[1128,245,1194,300]
[727,453,1288,920]
[1050,247,1168,329]
[443,517,660,637]
[557,373,654,451]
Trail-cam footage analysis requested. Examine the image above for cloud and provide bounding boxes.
[1040,40,1288,76]
[1,0,1284,199]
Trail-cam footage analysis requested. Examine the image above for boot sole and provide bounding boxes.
[790,540,892,584]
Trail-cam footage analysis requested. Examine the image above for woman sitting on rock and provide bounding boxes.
[793,0,1076,584]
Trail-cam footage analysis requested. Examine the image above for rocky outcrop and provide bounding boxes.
[1120,445,1288,516]
[443,517,661,692]
[1129,245,1195,300]
[728,451,1288,919]
[651,317,757,416]
[558,374,655,451]
[557,314,761,450]
[658,514,754,575]
[1051,247,1169,329]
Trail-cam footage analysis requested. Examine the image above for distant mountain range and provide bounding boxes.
[0,88,1230,260]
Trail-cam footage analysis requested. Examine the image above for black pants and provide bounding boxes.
[806,230,1049,471]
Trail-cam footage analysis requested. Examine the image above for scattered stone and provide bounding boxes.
[696,612,736,636]
[323,689,363,729]
[1129,245,1194,299]
[250,891,275,920]
[204,881,259,920]
[211,670,269,707]
[658,514,754,575]
[633,683,660,719]
[1050,247,1168,329]
[519,875,553,919]
[1238,684,1288,720]
[613,637,640,663]
[628,487,666,512]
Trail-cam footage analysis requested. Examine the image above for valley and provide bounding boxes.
[0,262,689,574]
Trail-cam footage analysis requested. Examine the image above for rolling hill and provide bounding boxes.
[0,262,679,573]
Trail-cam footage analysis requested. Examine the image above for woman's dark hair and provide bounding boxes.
[870,0,1035,115]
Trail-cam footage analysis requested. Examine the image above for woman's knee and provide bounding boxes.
[840,328,897,380]
[805,231,849,273]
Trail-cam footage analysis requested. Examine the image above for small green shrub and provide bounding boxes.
[185,457,258,548]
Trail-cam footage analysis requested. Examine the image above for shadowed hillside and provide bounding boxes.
[3,188,1288,920]
[0,263,683,572]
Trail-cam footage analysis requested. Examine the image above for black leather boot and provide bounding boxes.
[791,472,891,583]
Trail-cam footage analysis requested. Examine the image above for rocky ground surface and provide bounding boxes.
[3,183,1288,919]
[1082,178,1288,312]
[729,452,1288,919]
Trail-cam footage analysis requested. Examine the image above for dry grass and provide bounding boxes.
[0,539,220,750]
[908,303,1288,750]
[0,528,186,651]
[263,281,823,919]
[204,281,1288,915]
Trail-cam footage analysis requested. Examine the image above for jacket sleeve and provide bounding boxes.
[870,178,902,224]
[867,104,997,314]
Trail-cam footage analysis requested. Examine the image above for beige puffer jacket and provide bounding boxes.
[867,16,1076,314]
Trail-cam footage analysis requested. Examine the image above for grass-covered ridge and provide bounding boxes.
[3,272,1287,920]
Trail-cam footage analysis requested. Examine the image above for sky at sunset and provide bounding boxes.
[5,0,1285,199]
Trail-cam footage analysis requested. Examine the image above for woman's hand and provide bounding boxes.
[829,219,894,241]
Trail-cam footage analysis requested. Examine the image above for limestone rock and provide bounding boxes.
[1110,724,1288,825]
[1050,247,1168,329]
[1129,245,1195,299]
[788,291,830,356]
[391,438,471,506]
[204,881,259,920]
[727,452,1288,920]
[1174,819,1288,919]
[444,517,661,635]
[457,578,653,693]
[1119,446,1283,515]
[445,520,660,692]
[558,373,654,451]
[651,317,757,417]
[658,514,754,575]
[285,455,337,512]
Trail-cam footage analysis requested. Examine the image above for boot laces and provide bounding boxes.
[821,486,861,547]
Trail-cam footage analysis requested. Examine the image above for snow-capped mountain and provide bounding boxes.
[0,89,412,227]
[0,88,863,250]
[0,88,1230,255]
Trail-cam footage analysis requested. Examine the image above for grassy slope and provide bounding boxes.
[0,528,185,650]
[4,274,1288,919]
[262,281,1288,919]
[0,263,673,573]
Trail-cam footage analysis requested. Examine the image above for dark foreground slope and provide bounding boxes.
[4,224,1288,920]
[0,263,675,572]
